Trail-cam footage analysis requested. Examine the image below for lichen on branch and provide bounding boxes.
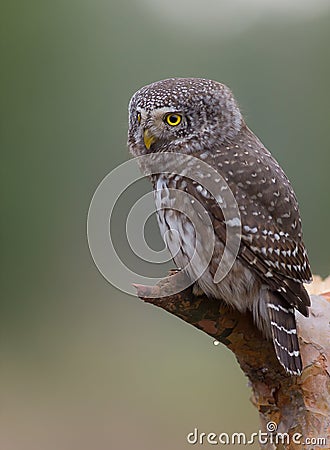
[135,272,330,450]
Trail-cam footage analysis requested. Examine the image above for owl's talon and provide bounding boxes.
[168,268,181,276]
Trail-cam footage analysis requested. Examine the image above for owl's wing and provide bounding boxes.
[191,188,311,315]
[186,141,312,315]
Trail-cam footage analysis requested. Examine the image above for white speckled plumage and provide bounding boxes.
[128,77,312,376]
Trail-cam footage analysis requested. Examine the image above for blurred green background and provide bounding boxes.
[1,1,330,449]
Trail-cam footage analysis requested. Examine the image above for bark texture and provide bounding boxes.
[135,272,330,450]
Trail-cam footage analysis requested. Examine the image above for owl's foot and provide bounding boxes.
[168,267,181,276]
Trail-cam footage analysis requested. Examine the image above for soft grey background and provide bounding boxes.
[2,1,330,449]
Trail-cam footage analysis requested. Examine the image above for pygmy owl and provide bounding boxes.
[127,77,312,376]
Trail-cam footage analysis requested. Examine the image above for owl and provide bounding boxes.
[127,77,312,376]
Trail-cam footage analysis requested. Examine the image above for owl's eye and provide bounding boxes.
[165,113,182,127]
[137,112,141,123]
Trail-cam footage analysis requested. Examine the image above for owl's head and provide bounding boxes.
[128,78,243,156]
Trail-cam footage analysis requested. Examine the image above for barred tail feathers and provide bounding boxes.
[267,293,302,376]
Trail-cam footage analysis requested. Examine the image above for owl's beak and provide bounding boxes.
[143,129,156,150]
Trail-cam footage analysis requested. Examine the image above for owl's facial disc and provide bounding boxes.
[128,78,244,157]
[138,107,185,151]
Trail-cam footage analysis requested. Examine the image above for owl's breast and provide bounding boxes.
[153,174,223,292]
[154,174,196,270]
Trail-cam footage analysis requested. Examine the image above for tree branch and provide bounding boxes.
[135,271,330,450]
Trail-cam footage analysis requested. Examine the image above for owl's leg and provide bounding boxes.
[192,282,206,297]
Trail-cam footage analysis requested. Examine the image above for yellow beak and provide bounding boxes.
[143,129,156,150]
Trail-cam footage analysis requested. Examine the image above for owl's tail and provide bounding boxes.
[267,293,302,376]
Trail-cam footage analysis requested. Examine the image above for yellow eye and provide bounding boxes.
[165,113,182,126]
[137,112,141,123]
